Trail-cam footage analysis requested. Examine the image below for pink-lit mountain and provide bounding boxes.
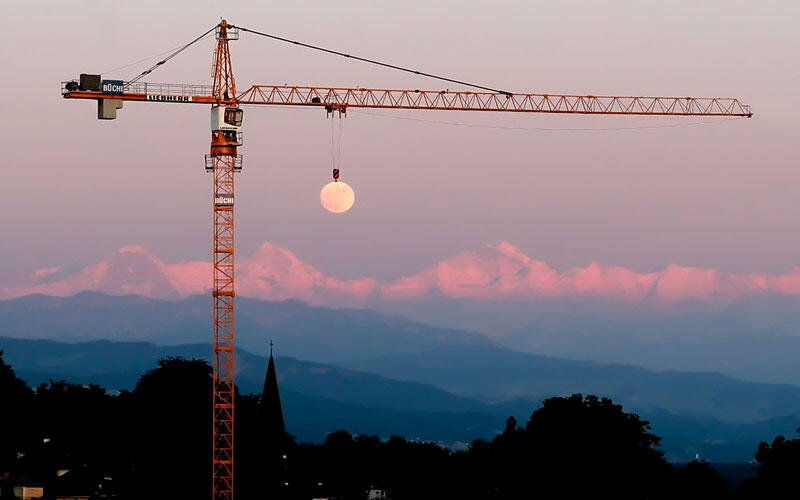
[3,241,800,304]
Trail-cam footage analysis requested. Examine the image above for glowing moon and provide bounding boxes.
[320,181,355,213]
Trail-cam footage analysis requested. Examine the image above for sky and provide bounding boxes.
[1,0,799,283]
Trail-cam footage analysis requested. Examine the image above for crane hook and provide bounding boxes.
[332,168,340,182]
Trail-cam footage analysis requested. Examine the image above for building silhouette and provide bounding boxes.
[260,342,289,497]
[261,341,285,441]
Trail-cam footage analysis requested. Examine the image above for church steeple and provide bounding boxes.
[258,341,289,498]
[261,340,285,436]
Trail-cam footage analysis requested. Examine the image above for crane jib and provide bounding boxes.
[62,83,752,117]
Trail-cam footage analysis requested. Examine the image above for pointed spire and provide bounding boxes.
[262,342,285,437]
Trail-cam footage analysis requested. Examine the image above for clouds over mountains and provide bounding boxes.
[3,241,800,304]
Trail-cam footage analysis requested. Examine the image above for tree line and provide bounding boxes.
[1,353,797,499]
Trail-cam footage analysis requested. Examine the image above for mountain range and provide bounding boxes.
[0,292,490,362]
[501,302,800,385]
[3,288,800,386]
[4,242,800,385]
[3,242,800,305]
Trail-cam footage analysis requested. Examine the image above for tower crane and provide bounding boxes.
[61,20,752,500]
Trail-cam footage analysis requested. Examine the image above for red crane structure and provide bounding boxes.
[61,20,752,500]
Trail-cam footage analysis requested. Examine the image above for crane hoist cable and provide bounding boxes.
[330,108,345,180]
[125,24,217,86]
[102,33,217,76]
[231,25,513,96]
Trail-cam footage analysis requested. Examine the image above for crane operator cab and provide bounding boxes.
[206,105,244,172]
[209,105,243,163]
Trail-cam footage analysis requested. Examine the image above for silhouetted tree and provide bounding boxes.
[675,460,729,500]
[7,352,752,500]
[0,351,34,495]
[453,439,499,499]
[514,394,674,499]
[488,415,526,497]
[319,430,368,499]
[130,357,212,500]
[746,429,800,498]
[380,435,452,500]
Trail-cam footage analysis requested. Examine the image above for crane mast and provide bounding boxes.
[209,21,239,500]
[59,19,752,500]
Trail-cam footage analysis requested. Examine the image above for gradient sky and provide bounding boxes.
[2,1,798,282]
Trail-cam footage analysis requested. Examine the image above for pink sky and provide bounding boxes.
[1,1,798,283]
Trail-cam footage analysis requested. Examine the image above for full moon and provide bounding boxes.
[320,181,355,213]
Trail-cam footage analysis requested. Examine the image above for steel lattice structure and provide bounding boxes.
[210,21,238,500]
[211,155,236,500]
[236,85,753,116]
[63,82,753,117]
[60,19,752,500]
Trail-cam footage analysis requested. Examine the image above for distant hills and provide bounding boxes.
[343,344,800,423]
[0,337,484,415]
[0,337,499,445]
[2,335,799,463]
[0,292,490,362]
[500,301,800,385]
[1,337,501,444]
[4,290,800,386]
[3,293,800,420]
